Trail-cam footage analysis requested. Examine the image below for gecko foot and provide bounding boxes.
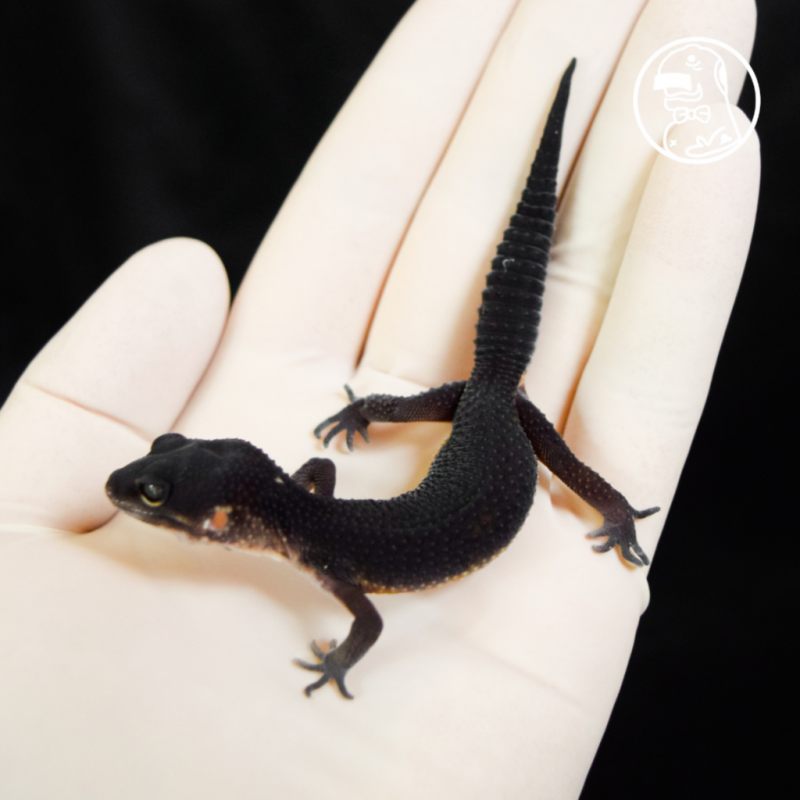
[587,506,659,568]
[294,639,354,699]
[313,385,370,451]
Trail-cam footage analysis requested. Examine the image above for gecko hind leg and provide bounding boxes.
[313,385,370,450]
[587,505,659,567]
[314,382,467,451]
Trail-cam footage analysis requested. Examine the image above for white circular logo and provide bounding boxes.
[633,37,760,165]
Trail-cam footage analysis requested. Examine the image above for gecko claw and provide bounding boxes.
[588,507,654,567]
[313,385,371,451]
[294,640,354,699]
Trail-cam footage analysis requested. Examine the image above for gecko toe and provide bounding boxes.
[294,640,354,698]
[333,676,354,700]
[619,544,645,568]
[633,506,660,520]
[314,388,371,451]
[293,658,324,673]
[302,674,331,697]
[631,543,650,567]
[589,509,651,567]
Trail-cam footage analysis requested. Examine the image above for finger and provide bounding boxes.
[226,0,521,369]
[0,238,229,532]
[359,0,649,392]
[561,110,760,560]
[529,0,757,424]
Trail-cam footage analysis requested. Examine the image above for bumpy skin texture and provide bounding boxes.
[106,61,657,698]
[321,384,657,567]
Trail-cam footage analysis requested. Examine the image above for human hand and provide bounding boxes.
[0,0,758,797]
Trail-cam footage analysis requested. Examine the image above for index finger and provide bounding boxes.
[227,0,522,366]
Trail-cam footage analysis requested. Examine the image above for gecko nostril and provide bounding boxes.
[105,471,119,498]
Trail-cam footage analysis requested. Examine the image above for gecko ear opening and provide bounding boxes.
[150,432,188,454]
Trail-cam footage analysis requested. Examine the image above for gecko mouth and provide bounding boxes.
[106,493,194,534]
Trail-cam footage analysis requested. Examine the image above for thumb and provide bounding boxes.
[0,238,229,532]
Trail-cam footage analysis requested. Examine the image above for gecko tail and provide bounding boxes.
[471,58,575,391]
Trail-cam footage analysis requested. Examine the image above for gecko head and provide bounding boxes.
[105,433,288,544]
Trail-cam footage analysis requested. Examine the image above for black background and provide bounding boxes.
[1,2,795,796]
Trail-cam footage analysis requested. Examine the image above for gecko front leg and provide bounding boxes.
[294,577,383,698]
[291,457,337,496]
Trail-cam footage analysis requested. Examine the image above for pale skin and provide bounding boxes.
[0,0,758,797]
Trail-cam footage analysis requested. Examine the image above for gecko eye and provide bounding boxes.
[138,480,169,506]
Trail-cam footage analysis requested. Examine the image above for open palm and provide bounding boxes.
[0,1,758,797]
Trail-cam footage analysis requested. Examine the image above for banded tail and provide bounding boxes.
[471,58,575,390]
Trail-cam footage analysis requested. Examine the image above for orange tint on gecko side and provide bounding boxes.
[210,509,229,530]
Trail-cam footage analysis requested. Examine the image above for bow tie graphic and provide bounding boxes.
[672,105,711,124]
